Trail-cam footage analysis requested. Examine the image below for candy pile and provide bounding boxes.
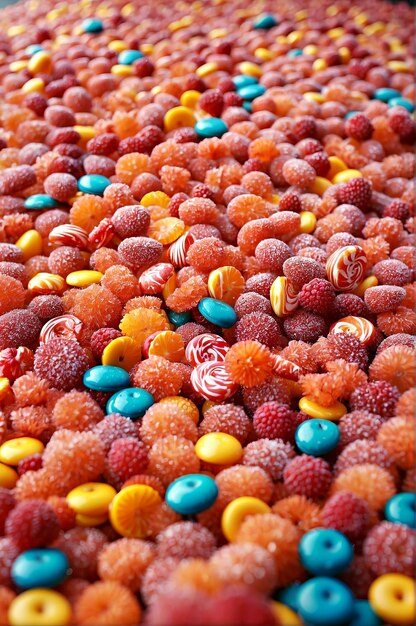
[0,0,415,624]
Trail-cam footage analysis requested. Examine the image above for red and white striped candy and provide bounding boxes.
[138,263,175,295]
[88,218,114,249]
[329,315,376,347]
[270,276,299,317]
[169,231,196,268]
[0,347,34,382]
[186,333,230,367]
[270,353,303,381]
[326,245,367,292]
[49,224,89,249]
[191,360,238,402]
[39,314,83,344]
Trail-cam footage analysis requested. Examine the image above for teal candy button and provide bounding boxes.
[167,310,192,326]
[299,528,353,576]
[388,97,414,112]
[237,84,266,101]
[288,49,303,57]
[78,174,111,195]
[195,118,228,138]
[12,549,69,589]
[24,194,59,210]
[82,18,104,33]
[297,577,354,626]
[106,387,154,420]
[83,365,130,392]
[384,493,416,529]
[295,419,340,456]
[118,50,144,65]
[166,473,219,515]
[349,600,382,626]
[198,297,237,328]
[232,74,258,89]
[253,14,278,29]
[373,87,401,102]
[26,44,44,56]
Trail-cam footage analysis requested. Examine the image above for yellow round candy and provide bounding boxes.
[332,169,363,184]
[295,9,307,20]
[73,125,95,142]
[299,211,317,234]
[102,336,141,371]
[140,43,153,55]
[309,176,332,196]
[303,92,325,103]
[303,44,318,56]
[0,462,18,489]
[162,272,177,300]
[66,270,103,287]
[369,574,416,626]
[328,27,345,39]
[180,90,201,109]
[22,78,44,94]
[352,275,378,297]
[208,266,245,307]
[339,47,351,63]
[111,64,134,76]
[195,433,242,465]
[299,397,347,421]
[254,48,273,61]
[164,106,196,132]
[287,30,303,44]
[140,191,170,208]
[108,40,128,52]
[8,589,72,626]
[327,156,348,179]
[109,485,162,538]
[67,482,116,517]
[312,59,328,72]
[10,60,28,72]
[271,601,303,626]
[28,273,65,295]
[239,61,262,78]
[208,28,227,39]
[196,62,218,77]
[221,496,271,541]
[28,51,52,74]
[15,230,43,261]
[270,276,299,317]
[8,25,27,36]
[0,438,44,466]
[75,513,109,527]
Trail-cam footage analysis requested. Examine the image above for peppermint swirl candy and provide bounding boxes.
[49,224,89,249]
[169,231,195,268]
[186,333,230,367]
[139,263,175,295]
[326,245,367,292]
[40,314,83,344]
[191,360,238,402]
[28,273,66,295]
[0,347,33,381]
[270,353,303,381]
[88,218,114,249]
[330,315,376,347]
[270,276,299,317]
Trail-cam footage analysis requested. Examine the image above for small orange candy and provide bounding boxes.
[148,217,185,245]
[207,266,245,306]
[147,330,185,362]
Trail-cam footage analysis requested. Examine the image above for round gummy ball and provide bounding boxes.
[107,438,149,482]
[283,310,327,343]
[5,499,60,549]
[111,205,150,239]
[34,337,89,391]
[363,522,415,577]
[283,455,332,499]
[0,309,41,350]
[28,295,64,321]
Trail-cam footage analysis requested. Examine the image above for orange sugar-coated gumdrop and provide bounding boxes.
[227,194,273,228]
[98,538,155,592]
[271,495,322,533]
[63,285,122,333]
[165,276,208,313]
[139,402,198,446]
[216,465,274,508]
[74,581,141,626]
[147,436,200,487]
[0,274,26,315]
[330,464,396,511]
[148,217,185,245]
[159,396,199,424]
[224,341,273,387]
[101,265,139,305]
[169,558,222,595]
[119,308,170,348]
[207,266,245,306]
[70,195,111,233]
[52,390,104,431]
[147,331,185,362]
[377,416,414,470]
[131,356,183,401]
[369,345,415,393]
[209,544,275,594]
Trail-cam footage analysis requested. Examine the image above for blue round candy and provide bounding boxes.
[166,473,218,515]
[26,44,44,56]
[253,14,278,29]
[106,387,154,420]
[297,577,354,626]
[12,549,69,589]
[83,365,130,393]
[242,101,252,113]
[373,87,401,102]
[82,18,104,33]
[295,419,340,456]
[344,111,360,120]
[237,84,266,101]
[24,194,59,210]
[198,297,237,328]
[288,49,303,57]
[388,97,415,112]
[167,310,192,327]
[78,174,111,195]
[274,583,302,611]
[232,74,258,89]
[299,528,353,576]
[118,50,144,65]
[195,118,228,138]
[385,492,416,529]
[349,600,382,626]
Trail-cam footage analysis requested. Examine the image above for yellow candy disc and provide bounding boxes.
[0,438,44,466]
[195,432,242,465]
[15,230,43,261]
[221,496,271,541]
[8,589,72,626]
[102,336,141,371]
[66,270,103,287]
[299,397,347,421]
[271,601,303,626]
[299,211,317,234]
[75,513,109,527]
[67,482,116,517]
[369,574,416,626]
[332,169,363,184]
[164,106,197,132]
[352,275,378,297]
[0,462,18,489]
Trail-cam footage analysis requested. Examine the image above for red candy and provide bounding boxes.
[185,333,230,367]
[190,360,237,402]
